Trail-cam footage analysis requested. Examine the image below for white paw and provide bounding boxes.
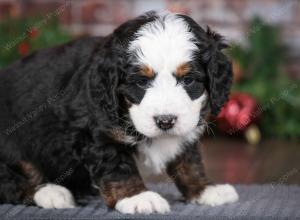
[33,184,76,209]
[115,191,170,214]
[192,184,238,206]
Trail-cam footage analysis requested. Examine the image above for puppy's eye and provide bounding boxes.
[182,76,195,86]
[136,78,150,89]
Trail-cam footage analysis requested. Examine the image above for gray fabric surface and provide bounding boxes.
[1,184,299,220]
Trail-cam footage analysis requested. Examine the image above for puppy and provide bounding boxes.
[0,11,238,214]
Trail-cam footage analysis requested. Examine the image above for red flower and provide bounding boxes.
[216,93,261,134]
[18,42,30,56]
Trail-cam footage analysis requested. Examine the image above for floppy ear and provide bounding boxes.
[87,45,126,124]
[178,15,233,116]
[203,27,233,116]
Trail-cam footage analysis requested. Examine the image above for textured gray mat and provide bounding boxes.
[1,184,299,220]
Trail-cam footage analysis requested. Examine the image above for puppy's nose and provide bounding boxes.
[154,114,177,130]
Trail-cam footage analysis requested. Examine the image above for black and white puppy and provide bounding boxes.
[0,11,237,214]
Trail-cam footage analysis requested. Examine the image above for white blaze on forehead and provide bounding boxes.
[129,12,197,73]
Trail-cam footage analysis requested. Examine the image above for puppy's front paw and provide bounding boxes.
[192,184,238,206]
[33,184,76,209]
[115,191,170,214]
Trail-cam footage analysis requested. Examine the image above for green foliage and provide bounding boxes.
[0,17,71,69]
[229,17,300,139]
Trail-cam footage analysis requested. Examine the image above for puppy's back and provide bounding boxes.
[0,36,104,137]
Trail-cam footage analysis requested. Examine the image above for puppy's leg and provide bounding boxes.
[85,144,170,214]
[166,142,238,206]
[102,177,170,215]
[33,183,76,209]
[0,161,75,209]
[13,160,76,209]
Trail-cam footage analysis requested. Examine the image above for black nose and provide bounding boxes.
[154,114,177,130]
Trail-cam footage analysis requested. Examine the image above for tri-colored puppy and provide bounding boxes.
[0,11,238,214]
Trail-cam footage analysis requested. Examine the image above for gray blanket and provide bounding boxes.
[1,184,299,220]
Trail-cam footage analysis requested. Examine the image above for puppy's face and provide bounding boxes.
[126,63,207,138]
[119,13,232,139]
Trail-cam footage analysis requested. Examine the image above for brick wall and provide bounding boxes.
[1,0,300,74]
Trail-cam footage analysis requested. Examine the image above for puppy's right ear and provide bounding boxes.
[86,45,126,123]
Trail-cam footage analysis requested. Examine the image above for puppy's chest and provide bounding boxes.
[135,137,184,175]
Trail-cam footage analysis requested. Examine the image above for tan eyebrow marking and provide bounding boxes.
[140,65,154,78]
[176,62,191,77]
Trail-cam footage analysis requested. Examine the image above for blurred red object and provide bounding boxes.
[18,42,30,56]
[216,93,261,135]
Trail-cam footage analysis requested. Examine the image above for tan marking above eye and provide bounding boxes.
[176,63,191,77]
[140,65,154,78]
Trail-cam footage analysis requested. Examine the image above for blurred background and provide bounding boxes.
[0,0,299,185]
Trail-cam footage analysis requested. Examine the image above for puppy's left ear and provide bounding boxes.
[203,27,233,116]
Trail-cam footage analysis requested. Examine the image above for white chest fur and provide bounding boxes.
[136,136,183,174]
[135,128,202,175]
